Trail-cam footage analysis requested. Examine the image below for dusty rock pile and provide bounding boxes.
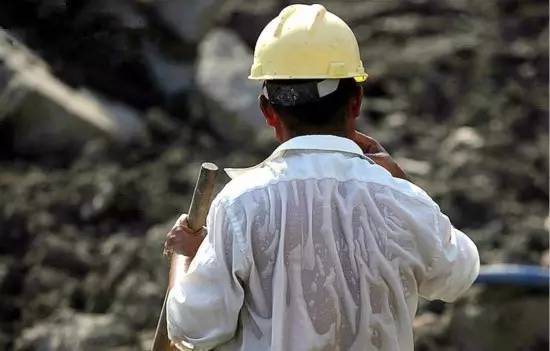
[0,0,548,350]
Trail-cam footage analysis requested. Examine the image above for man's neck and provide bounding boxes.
[280,129,348,143]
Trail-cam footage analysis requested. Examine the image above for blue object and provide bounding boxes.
[475,264,549,287]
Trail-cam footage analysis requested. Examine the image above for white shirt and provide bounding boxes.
[167,135,480,351]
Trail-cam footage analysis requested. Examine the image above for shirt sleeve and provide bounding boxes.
[415,203,480,302]
[167,199,249,350]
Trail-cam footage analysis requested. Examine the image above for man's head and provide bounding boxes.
[259,78,362,141]
[249,4,367,142]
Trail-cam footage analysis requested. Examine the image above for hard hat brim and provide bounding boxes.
[248,74,368,83]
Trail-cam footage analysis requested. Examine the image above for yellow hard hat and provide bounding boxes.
[249,4,367,83]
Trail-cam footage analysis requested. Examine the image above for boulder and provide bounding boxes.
[196,28,263,140]
[541,249,550,267]
[111,272,162,329]
[15,311,135,351]
[142,41,194,97]
[139,330,156,351]
[217,0,281,48]
[100,235,141,289]
[23,266,78,299]
[446,287,549,351]
[394,157,432,176]
[0,260,8,293]
[443,126,485,151]
[79,0,147,31]
[413,312,451,350]
[25,235,93,277]
[154,0,225,43]
[0,29,148,156]
[141,222,174,287]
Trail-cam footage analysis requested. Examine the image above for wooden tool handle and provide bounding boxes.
[187,162,219,230]
[151,162,219,351]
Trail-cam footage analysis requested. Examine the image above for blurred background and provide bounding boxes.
[0,0,548,350]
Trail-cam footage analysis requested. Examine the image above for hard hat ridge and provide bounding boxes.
[307,4,327,31]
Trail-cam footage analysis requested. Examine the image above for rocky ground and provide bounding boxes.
[0,0,548,350]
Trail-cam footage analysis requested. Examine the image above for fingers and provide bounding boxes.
[173,213,204,235]
[164,229,205,257]
[175,213,188,227]
[364,152,388,159]
[353,130,374,143]
[164,213,207,256]
[353,130,385,154]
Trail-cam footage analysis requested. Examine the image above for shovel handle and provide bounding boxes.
[151,162,219,351]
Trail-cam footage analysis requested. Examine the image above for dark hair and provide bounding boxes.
[265,78,358,135]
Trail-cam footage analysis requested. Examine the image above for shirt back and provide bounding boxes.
[167,136,479,351]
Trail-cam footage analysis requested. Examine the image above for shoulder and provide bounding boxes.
[374,172,435,207]
[334,156,435,204]
[342,159,440,220]
[213,166,278,207]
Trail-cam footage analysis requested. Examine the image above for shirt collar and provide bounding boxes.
[225,135,369,179]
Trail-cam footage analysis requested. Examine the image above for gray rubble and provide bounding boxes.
[0,0,547,350]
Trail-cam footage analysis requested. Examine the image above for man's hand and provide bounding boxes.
[351,130,409,180]
[164,214,206,258]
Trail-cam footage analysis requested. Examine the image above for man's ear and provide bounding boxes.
[349,85,363,119]
[259,95,279,128]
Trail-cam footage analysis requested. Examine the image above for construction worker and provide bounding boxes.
[164,4,479,351]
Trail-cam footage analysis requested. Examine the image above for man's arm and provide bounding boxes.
[417,208,480,302]
[351,131,479,300]
[164,202,247,350]
[164,214,205,292]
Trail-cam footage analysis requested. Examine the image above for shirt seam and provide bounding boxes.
[218,200,252,277]
[219,175,435,210]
